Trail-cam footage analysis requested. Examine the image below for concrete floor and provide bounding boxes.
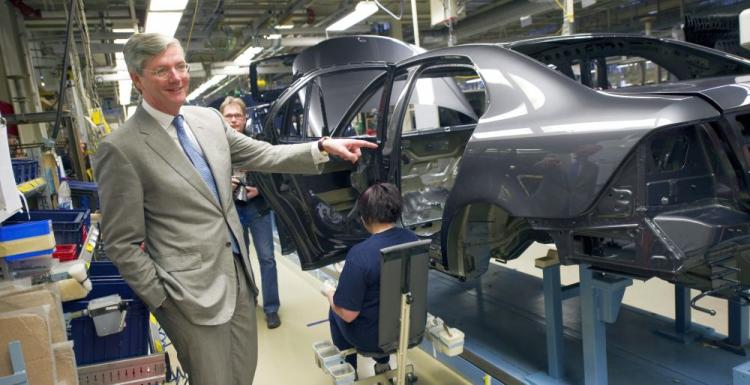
[164,241,732,384]
[164,242,473,385]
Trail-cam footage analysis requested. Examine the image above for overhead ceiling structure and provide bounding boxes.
[8,0,750,111]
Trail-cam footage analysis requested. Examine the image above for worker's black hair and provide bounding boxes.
[357,183,402,226]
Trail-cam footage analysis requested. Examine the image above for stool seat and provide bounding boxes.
[358,349,389,359]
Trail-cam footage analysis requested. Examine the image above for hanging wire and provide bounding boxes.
[185,0,201,54]
[75,0,99,104]
[51,0,77,142]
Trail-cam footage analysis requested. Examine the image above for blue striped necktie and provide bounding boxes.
[173,114,240,254]
[173,115,220,203]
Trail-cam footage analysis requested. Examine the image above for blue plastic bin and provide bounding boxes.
[5,210,90,249]
[0,220,52,242]
[11,159,39,184]
[68,181,100,211]
[62,260,149,365]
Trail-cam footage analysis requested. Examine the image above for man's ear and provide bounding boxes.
[130,72,142,92]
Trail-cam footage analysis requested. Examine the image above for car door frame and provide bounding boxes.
[253,62,396,269]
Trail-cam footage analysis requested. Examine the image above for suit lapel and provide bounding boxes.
[183,109,232,212]
[135,107,222,210]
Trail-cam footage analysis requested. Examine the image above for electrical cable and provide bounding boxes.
[76,0,99,104]
[51,0,77,142]
[185,0,201,54]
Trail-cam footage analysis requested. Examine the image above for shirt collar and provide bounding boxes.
[142,100,183,130]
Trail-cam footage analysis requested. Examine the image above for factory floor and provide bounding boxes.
[165,241,729,385]
[164,242,473,385]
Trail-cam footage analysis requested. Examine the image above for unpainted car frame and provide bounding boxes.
[251,34,750,313]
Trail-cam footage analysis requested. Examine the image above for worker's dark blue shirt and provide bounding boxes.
[332,227,418,351]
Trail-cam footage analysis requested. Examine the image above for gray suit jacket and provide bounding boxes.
[94,105,320,325]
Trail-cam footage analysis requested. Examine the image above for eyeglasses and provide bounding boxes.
[148,63,190,79]
[223,113,245,119]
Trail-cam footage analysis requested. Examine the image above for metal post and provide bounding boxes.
[397,293,411,385]
[410,0,420,47]
[539,258,564,378]
[726,297,749,348]
[580,265,607,385]
[562,0,575,35]
[675,284,692,335]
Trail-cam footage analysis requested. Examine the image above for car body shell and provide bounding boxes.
[253,35,750,301]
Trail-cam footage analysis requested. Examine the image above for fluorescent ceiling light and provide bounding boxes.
[326,1,378,32]
[113,28,135,33]
[187,75,227,101]
[212,65,247,76]
[149,0,189,11]
[233,46,263,65]
[118,80,132,106]
[266,34,282,39]
[275,24,294,29]
[145,11,183,37]
[114,38,128,44]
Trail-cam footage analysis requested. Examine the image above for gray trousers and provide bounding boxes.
[154,258,258,385]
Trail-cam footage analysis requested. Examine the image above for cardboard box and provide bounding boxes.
[0,286,67,344]
[52,341,77,385]
[0,310,56,385]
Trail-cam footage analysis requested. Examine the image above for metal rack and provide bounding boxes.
[77,353,167,385]
[0,341,28,385]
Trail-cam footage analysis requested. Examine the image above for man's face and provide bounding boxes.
[131,44,189,116]
[222,104,247,133]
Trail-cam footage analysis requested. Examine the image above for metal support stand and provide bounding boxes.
[718,297,750,355]
[579,264,632,385]
[728,298,749,346]
[396,293,412,385]
[655,284,703,343]
[0,341,28,385]
[534,250,580,380]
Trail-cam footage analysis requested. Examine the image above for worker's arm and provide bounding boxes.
[94,141,167,310]
[325,288,360,323]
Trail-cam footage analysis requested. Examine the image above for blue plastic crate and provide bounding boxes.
[64,296,149,365]
[10,159,38,184]
[62,262,149,365]
[68,181,100,211]
[88,260,122,278]
[0,220,52,242]
[5,210,90,247]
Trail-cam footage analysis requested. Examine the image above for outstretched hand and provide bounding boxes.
[322,138,378,163]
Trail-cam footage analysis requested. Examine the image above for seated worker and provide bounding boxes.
[322,183,418,374]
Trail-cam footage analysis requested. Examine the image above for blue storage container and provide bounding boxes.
[10,159,39,184]
[0,220,52,242]
[68,181,100,211]
[88,260,121,277]
[5,210,90,249]
[62,260,149,365]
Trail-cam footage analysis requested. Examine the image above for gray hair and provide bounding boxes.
[220,96,247,113]
[123,33,181,75]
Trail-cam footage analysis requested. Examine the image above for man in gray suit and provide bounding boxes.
[94,33,377,385]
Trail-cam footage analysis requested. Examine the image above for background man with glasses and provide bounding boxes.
[221,96,283,330]
[94,33,377,385]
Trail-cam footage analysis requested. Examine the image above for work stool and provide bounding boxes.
[313,239,432,385]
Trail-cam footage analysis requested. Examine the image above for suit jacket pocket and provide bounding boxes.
[156,253,202,272]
